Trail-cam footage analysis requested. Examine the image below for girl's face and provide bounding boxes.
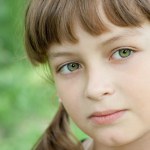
[49,21,150,149]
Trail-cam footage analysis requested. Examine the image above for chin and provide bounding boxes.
[99,133,138,147]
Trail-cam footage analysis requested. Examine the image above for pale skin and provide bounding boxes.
[48,16,150,150]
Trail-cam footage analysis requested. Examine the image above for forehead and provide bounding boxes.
[75,24,140,43]
[53,14,145,47]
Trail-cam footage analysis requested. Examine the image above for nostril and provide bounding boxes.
[86,87,115,101]
[104,92,109,95]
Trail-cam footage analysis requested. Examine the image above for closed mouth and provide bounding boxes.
[89,109,127,125]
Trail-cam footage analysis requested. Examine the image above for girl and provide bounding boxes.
[25,0,150,150]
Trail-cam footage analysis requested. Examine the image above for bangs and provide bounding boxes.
[102,0,150,26]
[25,0,150,64]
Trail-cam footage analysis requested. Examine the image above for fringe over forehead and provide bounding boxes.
[25,0,150,65]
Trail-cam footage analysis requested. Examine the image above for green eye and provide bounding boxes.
[112,48,134,60]
[119,49,132,58]
[67,63,80,71]
[59,62,81,74]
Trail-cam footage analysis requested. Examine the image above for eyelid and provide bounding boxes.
[111,46,136,54]
[110,46,137,59]
[56,61,81,73]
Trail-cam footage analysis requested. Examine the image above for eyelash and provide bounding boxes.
[56,47,135,74]
[57,62,81,74]
[110,47,135,60]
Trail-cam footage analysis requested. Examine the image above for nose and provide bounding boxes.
[85,67,115,101]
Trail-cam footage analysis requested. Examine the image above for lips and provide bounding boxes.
[89,109,127,125]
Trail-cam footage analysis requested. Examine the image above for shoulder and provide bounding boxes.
[81,138,93,150]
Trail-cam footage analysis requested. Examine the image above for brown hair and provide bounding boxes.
[25,0,150,150]
[33,104,83,150]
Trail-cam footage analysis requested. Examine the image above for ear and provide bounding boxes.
[56,92,62,103]
[58,98,62,103]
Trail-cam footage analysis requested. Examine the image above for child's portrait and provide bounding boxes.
[25,0,150,149]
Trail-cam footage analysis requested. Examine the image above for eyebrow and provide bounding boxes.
[101,30,140,46]
[49,51,77,59]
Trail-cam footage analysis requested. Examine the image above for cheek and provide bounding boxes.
[55,78,84,110]
[58,86,84,123]
[119,62,150,119]
[54,77,88,126]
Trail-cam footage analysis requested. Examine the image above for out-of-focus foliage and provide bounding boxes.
[0,0,26,66]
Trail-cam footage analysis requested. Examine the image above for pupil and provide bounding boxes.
[72,64,75,67]
[120,49,130,57]
[68,63,78,71]
[123,49,128,53]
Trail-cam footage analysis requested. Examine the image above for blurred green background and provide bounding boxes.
[0,0,86,150]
